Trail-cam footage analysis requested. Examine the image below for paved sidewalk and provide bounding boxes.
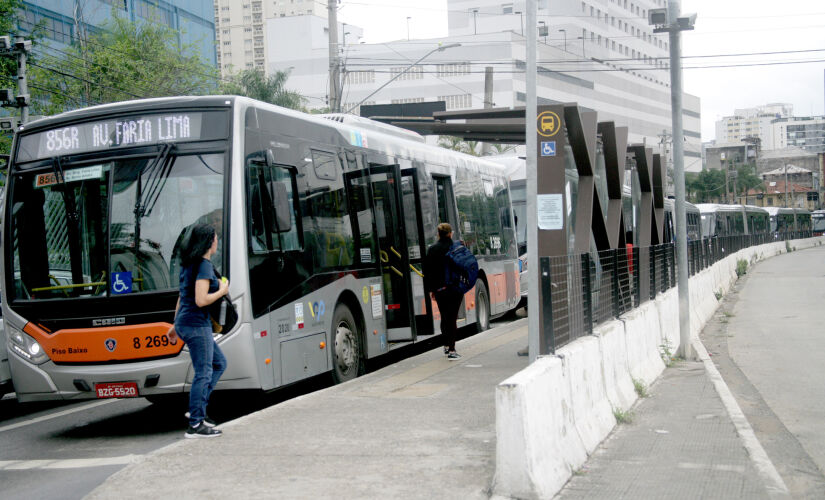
[87,320,530,500]
[556,355,779,499]
[85,310,789,499]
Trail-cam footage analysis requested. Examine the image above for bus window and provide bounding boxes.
[311,150,339,181]
[433,175,457,235]
[247,163,301,253]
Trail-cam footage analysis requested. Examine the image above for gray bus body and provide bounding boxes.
[1,96,519,402]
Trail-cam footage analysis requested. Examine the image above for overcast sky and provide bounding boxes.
[338,0,825,142]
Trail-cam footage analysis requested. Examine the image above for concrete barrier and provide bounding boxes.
[596,321,635,411]
[494,355,586,499]
[494,239,825,499]
[563,337,616,454]
[621,301,665,386]
[655,288,679,356]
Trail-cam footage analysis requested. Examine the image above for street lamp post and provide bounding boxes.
[558,29,567,51]
[650,1,696,360]
[345,43,462,114]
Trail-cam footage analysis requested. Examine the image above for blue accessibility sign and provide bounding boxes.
[541,141,556,156]
[111,271,132,295]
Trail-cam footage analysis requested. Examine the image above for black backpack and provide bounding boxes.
[444,242,479,294]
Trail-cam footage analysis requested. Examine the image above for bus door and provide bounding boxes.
[344,164,416,342]
[400,168,433,336]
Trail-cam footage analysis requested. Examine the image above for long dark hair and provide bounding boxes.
[180,223,216,268]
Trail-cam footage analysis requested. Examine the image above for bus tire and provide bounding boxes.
[331,304,363,384]
[475,280,490,332]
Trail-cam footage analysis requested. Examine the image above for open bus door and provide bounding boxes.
[344,164,416,342]
[400,168,433,336]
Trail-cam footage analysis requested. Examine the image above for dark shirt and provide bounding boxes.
[175,258,219,327]
[424,236,454,295]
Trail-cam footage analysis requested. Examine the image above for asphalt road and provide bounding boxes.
[700,245,825,498]
[0,314,521,500]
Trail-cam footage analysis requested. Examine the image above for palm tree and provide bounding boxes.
[220,69,305,110]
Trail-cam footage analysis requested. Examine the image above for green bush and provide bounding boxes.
[736,259,748,277]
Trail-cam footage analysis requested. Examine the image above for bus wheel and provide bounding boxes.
[332,304,363,384]
[476,281,490,332]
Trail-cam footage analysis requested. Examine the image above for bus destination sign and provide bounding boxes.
[16,111,226,163]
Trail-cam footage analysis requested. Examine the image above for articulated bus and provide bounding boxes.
[696,204,770,239]
[0,96,520,402]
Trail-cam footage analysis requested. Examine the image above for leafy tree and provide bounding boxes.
[30,13,219,115]
[686,168,727,203]
[0,0,22,155]
[219,68,304,110]
[734,163,763,196]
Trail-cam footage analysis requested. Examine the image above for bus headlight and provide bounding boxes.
[8,328,49,365]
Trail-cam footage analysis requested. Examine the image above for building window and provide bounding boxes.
[436,62,471,77]
[391,65,424,81]
[348,70,375,85]
[438,94,472,110]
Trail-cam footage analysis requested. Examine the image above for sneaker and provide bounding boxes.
[185,422,222,439]
[443,347,450,355]
[447,351,462,360]
[184,412,217,428]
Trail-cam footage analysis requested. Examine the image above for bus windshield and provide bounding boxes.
[812,214,825,232]
[8,150,225,300]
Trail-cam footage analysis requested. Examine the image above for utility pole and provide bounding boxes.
[327,0,341,113]
[526,0,538,361]
[481,66,494,156]
[651,1,696,360]
[784,163,789,207]
[0,36,32,124]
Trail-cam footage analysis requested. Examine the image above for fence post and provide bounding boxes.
[670,243,676,288]
[581,253,593,335]
[540,256,556,354]
[650,246,657,299]
[611,249,621,318]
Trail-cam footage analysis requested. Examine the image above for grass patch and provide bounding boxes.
[722,310,734,318]
[633,378,648,398]
[613,407,634,424]
[714,290,723,301]
[736,259,748,277]
[659,339,675,367]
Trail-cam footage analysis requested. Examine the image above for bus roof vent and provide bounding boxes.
[320,113,425,143]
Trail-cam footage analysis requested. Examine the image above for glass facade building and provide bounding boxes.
[17,0,216,66]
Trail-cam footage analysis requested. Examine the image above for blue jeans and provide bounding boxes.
[176,325,227,427]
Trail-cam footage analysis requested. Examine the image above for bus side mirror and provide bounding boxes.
[268,181,292,232]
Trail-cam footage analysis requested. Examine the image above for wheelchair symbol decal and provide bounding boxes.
[111,272,132,295]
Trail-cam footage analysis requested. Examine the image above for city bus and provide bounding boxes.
[0,96,520,402]
[812,210,825,236]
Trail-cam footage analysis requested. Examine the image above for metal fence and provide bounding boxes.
[538,232,814,353]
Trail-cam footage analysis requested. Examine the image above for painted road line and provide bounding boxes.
[693,339,790,499]
[0,399,118,434]
[0,455,141,470]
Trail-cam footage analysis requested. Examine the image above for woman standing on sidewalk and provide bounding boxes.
[173,224,229,438]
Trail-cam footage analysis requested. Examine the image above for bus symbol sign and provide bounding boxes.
[537,111,561,137]
[104,338,117,352]
[541,141,556,156]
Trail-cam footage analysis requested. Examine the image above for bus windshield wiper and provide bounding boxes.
[51,156,84,288]
[133,143,175,254]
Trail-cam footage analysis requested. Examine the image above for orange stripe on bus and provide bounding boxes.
[23,322,183,363]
